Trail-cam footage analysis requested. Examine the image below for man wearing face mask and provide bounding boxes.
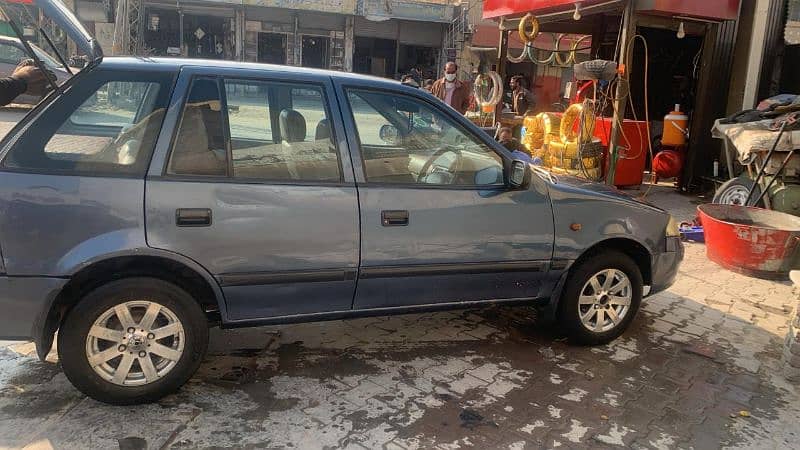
[431,61,471,115]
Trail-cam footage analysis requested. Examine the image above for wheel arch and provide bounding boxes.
[34,252,225,361]
[543,237,653,321]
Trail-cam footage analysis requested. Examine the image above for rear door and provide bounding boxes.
[145,67,359,322]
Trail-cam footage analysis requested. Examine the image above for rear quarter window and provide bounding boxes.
[1,69,175,176]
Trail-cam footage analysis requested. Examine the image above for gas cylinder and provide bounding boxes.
[663,104,689,147]
[652,149,683,179]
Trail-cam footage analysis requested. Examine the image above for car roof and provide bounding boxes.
[99,56,411,90]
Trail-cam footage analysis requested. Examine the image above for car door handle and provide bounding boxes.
[176,208,212,227]
[381,210,409,227]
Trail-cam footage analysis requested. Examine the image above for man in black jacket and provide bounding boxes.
[0,64,47,107]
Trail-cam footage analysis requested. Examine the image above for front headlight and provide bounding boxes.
[666,216,681,237]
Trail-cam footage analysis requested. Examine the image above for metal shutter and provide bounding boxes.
[354,17,398,39]
[397,21,443,47]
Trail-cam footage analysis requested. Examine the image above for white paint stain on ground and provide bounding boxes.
[559,387,589,402]
[561,419,589,443]
[519,420,546,434]
[504,406,514,412]
[648,432,677,450]
[609,347,639,362]
[548,405,562,419]
[596,423,633,446]
[598,388,622,408]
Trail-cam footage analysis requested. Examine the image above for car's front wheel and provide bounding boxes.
[58,278,208,405]
[558,251,643,345]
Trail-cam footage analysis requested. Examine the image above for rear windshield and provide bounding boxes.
[1,68,175,176]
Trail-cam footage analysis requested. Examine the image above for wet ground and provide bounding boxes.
[0,111,799,449]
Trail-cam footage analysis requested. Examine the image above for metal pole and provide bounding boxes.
[495,26,509,125]
[744,121,788,206]
[606,0,635,186]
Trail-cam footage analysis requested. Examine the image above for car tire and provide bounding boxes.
[58,277,208,405]
[557,251,643,345]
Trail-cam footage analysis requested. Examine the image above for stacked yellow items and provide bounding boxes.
[522,112,560,159]
[522,104,603,181]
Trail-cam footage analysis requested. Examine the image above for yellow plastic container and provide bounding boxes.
[663,104,688,147]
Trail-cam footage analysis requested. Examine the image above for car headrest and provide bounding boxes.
[315,119,330,141]
[280,109,306,143]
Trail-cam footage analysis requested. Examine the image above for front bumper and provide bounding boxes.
[648,237,684,296]
[0,276,67,340]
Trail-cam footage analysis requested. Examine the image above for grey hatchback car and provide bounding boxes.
[0,1,682,405]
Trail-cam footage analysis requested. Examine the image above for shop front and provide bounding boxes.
[480,0,742,191]
[242,3,350,70]
[143,0,237,59]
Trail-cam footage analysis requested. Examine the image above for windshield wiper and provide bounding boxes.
[17,2,73,75]
[0,4,59,92]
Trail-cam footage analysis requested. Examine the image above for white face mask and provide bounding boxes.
[445,73,456,82]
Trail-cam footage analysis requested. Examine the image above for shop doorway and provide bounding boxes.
[258,32,287,65]
[183,14,228,59]
[143,8,181,56]
[398,44,439,80]
[302,36,329,69]
[629,27,703,131]
[354,37,397,78]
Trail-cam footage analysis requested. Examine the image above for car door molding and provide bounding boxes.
[217,268,358,287]
[359,261,547,279]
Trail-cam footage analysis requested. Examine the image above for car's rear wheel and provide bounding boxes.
[58,278,208,405]
[558,251,643,345]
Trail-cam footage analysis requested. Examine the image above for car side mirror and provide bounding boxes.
[508,159,530,189]
[379,124,399,145]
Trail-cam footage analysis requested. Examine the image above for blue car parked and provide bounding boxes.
[0,0,682,404]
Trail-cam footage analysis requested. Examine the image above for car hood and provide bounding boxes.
[532,167,665,213]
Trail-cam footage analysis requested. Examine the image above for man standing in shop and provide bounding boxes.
[510,75,535,116]
[431,62,471,115]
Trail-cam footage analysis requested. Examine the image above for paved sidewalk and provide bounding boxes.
[0,146,798,447]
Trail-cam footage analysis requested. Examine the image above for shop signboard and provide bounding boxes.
[362,0,453,23]
[243,0,357,15]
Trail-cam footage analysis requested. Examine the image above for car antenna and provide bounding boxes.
[0,4,60,92]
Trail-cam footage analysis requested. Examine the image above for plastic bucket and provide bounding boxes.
[698,204,800,279]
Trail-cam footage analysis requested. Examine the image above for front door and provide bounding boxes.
[146,68,359,322]
[339,86,554,309]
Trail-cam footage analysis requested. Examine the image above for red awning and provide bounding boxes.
[471,24,592,52]
[483,0,739,21]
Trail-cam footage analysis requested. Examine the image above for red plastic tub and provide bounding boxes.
[698,204,800,280]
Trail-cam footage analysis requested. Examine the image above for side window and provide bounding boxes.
[225,81,271,142]
[3,75,170,175]
[225,79,340,181]
[167,78,228,176]
[346,89,504,186]
[167,77,341,182]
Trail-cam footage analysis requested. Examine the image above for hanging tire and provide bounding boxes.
[558,251,643,345]
[58,278,208,405]
[713,176,762,207]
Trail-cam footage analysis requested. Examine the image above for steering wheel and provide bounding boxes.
[417,146,463,184]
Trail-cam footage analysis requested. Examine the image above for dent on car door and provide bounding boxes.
[341,86,555,310]
[145,71,360,322]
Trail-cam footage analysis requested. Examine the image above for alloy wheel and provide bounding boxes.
[578,269,632,333]
[84,300,185,386]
